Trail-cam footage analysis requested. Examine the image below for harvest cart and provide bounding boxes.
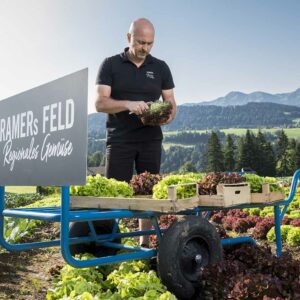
[1,170,299,299]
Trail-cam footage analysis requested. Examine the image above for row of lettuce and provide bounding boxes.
[1,172,300,300]
[2,172,300,247]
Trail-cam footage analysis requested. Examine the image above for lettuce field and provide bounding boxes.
[1,172,300,300]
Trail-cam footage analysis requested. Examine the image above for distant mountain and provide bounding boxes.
[88,102,300,135]
[185,88,300,107]
[88,112,105,134]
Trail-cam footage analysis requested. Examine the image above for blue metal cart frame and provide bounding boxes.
[1,169,299,268]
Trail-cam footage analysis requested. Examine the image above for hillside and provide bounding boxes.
[194,88,300,107]
[88,102,300,135]
[163,102,300,131]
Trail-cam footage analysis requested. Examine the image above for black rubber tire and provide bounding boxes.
[69,219,120,257]
[157,216,222,300]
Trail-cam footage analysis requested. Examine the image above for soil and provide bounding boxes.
[0,223,64,300]
[1,219,300,300]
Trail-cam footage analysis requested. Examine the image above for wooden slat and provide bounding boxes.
[70,182,285,212]
[250,192,284,203]
[70,196,178,213]
[198,195,224,206]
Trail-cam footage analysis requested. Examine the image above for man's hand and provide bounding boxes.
[127,101,149,115]
[160,112,174,125]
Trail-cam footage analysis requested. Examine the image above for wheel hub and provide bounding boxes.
[180,237,210,282]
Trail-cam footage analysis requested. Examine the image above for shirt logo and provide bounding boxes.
[146,71,155,79]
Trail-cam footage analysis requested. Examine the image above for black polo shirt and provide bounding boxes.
[96,47,175,143]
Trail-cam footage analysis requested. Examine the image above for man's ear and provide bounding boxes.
[127,33,131,43]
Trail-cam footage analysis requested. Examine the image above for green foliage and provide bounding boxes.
[259,206,274,217]
[163,102,300,132]
[223,135,236,171]
[5,192,43,209]
[140,101,172,126]
[178,161,197,173]
[266,225,293,242]
[286,227,300,246]
[47,254,176,300]
[255,131,276,176]
[36,186,60,195]
[161,145,194,174]
[287,210,300,219]
[243,174,264,193]
[245,207,261,216]
[4,196,60,244]
[206,131,224,172]
[238,130,258,173]
[242,174,284,194]
[152,173,204,199]
[71,175,133,198]
[88,151,103,167]
[264,177,284,193]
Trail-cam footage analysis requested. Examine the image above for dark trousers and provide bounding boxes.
[105,140,162,183]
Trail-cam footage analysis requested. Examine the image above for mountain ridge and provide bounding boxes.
[183,88,300,107]
[88,102,300,134]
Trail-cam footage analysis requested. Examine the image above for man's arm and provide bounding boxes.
[161,88,176,124]
[95,84,149,115]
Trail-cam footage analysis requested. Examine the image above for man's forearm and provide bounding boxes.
[95,96,129,114]
[165,98,177,119]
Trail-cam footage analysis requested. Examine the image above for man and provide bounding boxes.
[95,18,176,246]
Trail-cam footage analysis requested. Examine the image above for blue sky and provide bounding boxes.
[0,0,299,113]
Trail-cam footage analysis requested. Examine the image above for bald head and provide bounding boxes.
[127,18,155,62]
[128,18,155,37]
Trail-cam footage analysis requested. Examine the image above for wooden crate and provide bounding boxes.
[70,183,285,212]
[198,183,284,207]
[250,184,285,204]
[197,183,251,207]
[70,183,200,213]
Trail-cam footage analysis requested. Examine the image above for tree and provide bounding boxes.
[276,130,290,176]
[236,130,257,171]
[223,135,236,171]
[191,143,208,172]
[206,132,224,172]
[262,142,276,176]
[179,161,197,173]
[161,146,193,173]
[87,151,103,167]
[287,139,297,174]
[276,130,289,158]
[256,130,276,176]
[296,142,300,170]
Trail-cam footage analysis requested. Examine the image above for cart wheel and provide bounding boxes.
[157,216,222,299]
[69,220,120,257]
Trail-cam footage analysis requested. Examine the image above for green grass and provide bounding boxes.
[163,128,300,139]
[6,186,37,194]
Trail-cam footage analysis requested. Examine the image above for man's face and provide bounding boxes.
[128,30,154,60]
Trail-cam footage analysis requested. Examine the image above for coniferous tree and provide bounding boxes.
[237,130,257,171]
[256,130,266,175]
[287,138,297,174]
[296,142,300,171]
[206,132,224,172]
[236,137,245,170]
[255,130,276,176]
[263,142,276,176]
[276,130,289,158]
[179,161,197,173]
[276,130,290,176]
[224,134,236,171]
[191,143,207,172]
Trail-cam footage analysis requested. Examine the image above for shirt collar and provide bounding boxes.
[120,47,154,65]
